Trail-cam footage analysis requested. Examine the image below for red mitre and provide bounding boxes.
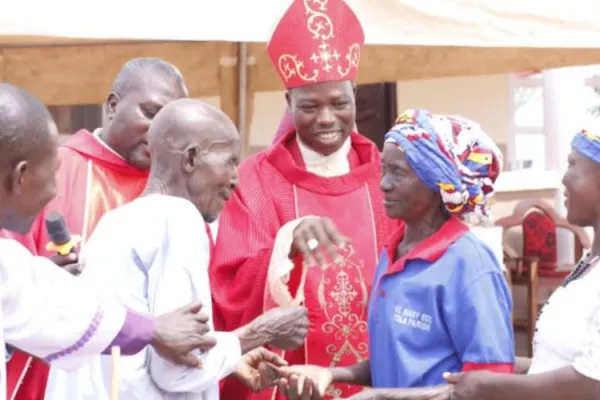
[267,0,365,89]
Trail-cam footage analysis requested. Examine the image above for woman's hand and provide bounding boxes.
[276,364,333,400]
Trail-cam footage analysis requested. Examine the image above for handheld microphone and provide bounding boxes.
[44,212,81,255]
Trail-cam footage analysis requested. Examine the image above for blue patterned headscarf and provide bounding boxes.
[384,109,503,219]
[571,129,600,164]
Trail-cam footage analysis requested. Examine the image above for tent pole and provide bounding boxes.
[238,42,248,155]
[0,51,4,81]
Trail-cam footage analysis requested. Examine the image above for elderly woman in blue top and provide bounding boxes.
[274,109,515,400]
[440,129,600,400]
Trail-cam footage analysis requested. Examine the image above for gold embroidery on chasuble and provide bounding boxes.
[83,162,146,242]
[305,242,369,398]
[309,242,369,361]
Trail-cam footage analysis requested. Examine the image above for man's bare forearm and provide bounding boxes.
[233,324,268,354]
[330,360,372,387]
[361,385,451,400]
[476,366,600,400]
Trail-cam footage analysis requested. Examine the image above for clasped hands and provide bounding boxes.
[233,356,333,395]
[232,306,310,392]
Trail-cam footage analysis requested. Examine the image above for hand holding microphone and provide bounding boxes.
[45,211,82,275]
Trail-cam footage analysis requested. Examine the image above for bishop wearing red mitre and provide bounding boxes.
[210,1,399,399]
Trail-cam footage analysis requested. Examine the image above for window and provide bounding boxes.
[514,86,543,131]
[583,65,600,128]
[514,133,545,171]
[511,74,544,171]
[510,66,600,172]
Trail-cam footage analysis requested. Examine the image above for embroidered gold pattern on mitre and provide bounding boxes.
[338,43,361,77]
[277,0,361,84]
[305,242,369,370]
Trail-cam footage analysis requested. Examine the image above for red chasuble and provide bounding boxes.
[4,129,148,400]
[211,131,398,400]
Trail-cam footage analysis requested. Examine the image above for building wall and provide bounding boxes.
[197,74,511,152]
[395,74,510,147]
[56,74,512,151]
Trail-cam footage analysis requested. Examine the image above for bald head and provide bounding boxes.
[111,57,188,97]
[0,84,59,234]
[148,99,238,155]
[145,99,240,223]
[0,83,55,171]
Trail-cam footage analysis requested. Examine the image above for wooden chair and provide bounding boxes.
[498,199,590,277]
[502,244,538,357]
[497,199,591,357]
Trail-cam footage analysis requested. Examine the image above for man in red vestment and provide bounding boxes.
[210,1,398,399]
[3,57,188,400]
[272,109,294,144]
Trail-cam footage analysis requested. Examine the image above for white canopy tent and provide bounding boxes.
[2,0,600,147]
[3,0,600,47]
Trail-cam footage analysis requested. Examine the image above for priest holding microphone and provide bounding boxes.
[0,82,222,400]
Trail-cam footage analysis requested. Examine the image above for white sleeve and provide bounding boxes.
[0,239,130,371]
[78,214,136,306]
[266,217,312,307]
[75,213,151,391]
[572,305,600,380]
[147,205,242,393]
[150,331,242,393]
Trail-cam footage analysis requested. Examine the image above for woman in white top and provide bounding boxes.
[442,129,600,400]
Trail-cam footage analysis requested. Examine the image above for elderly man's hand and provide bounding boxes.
[252,306,309,350]
[233,347,288,392]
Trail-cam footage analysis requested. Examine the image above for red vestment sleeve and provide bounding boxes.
[210,158,286,332]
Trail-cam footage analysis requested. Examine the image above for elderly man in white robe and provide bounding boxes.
[44,99,310,399]
[0,84,237,399]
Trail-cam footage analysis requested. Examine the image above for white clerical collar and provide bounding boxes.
[93,128,124,160]
[296,134,351,177]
